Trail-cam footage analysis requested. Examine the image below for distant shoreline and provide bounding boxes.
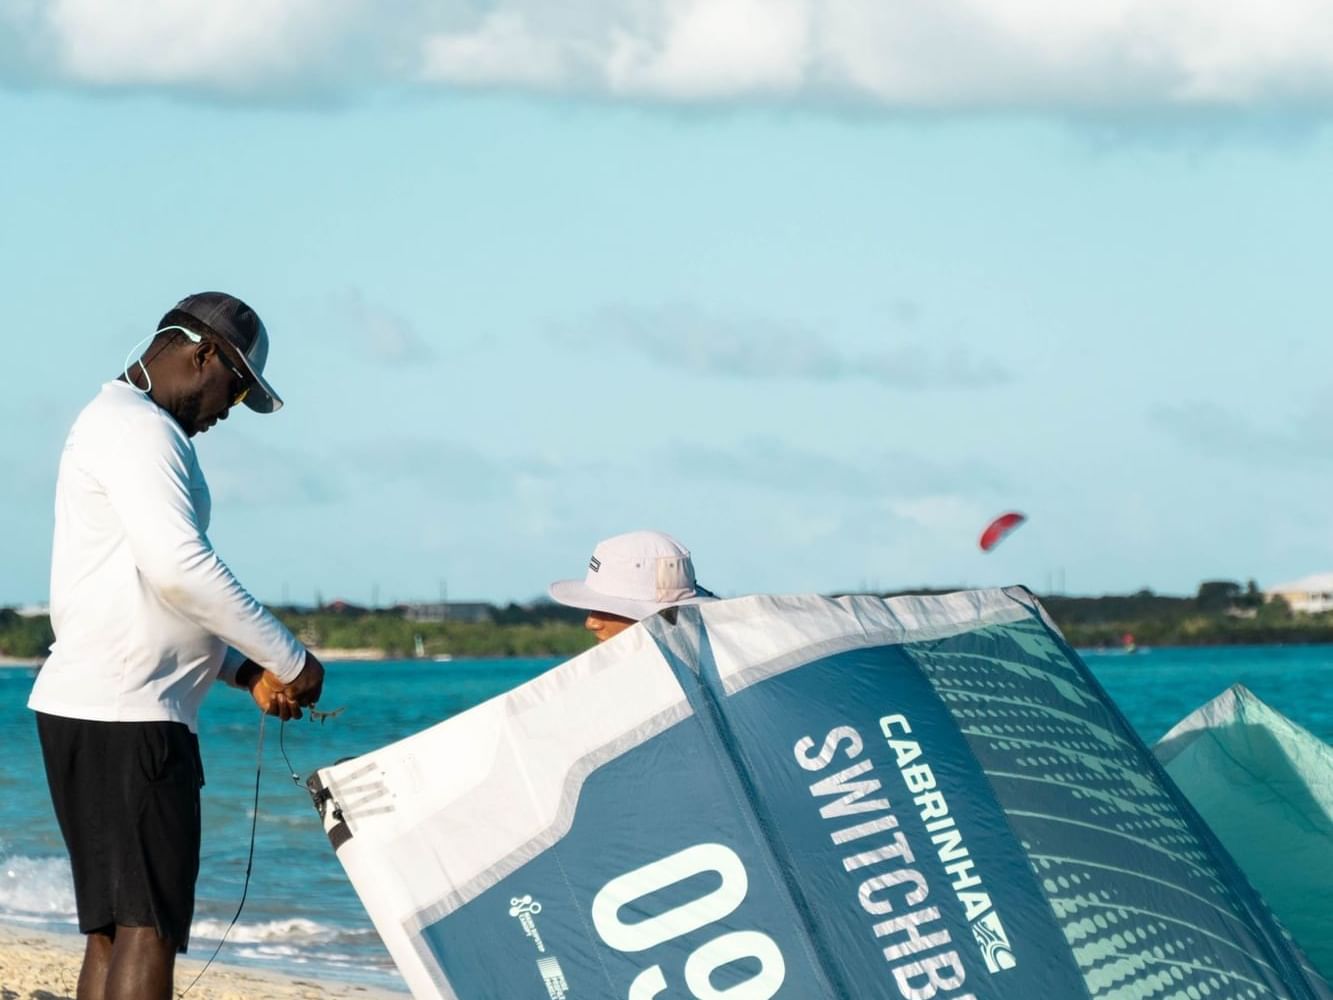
[6,589,1333,660]
[310,647,387,661]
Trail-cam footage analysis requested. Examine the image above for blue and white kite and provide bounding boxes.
[312,588,1330,1000]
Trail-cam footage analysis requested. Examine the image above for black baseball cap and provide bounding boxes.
[164,291,284,413]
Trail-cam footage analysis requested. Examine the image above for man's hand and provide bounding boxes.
[245,651,325,720]
[284,650,325,707]
[248,669,301,720]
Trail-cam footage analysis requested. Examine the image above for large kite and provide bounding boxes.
[312,588,1329,999]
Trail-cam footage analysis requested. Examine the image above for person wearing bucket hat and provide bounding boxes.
[28,291,324,999]
[549,530,717,643]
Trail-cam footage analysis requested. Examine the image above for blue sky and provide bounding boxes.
[3,3,1333,606]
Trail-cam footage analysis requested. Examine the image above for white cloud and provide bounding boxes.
[333,290,437,366]
[575,303,1010,389]
[604,0,812,98]
[195,430,340,507]
[421,10,577,88]
[887,494,990,537]
[1,0,387,95]
[668,436,1010,498]
[4,0,1333,110]
[1153,399,1333,466]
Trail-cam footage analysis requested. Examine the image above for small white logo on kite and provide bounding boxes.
[509,895,547,953]
[510,895,543,918]
[972,911,1016,973]
[536,955,570,1000]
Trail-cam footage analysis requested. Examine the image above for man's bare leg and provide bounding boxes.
[77,928,114,1000]
[104,925,176,1000]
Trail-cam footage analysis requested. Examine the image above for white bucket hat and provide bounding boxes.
[548,530,716,620]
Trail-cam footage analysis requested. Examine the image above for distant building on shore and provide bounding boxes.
[1264,574,1333,615]
[322,599,369,616]
[402,602,494,624]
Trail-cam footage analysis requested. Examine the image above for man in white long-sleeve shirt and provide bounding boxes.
[29,291,325,1000]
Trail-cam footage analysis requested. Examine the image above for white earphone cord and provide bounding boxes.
[123,325,204,396]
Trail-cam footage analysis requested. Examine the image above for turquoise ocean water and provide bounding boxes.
[0,644,1329,990]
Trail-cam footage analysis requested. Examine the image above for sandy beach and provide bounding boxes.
[0,924,405,999]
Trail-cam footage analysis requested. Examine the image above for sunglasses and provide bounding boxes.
[154,325,253,408]
[214,350,251,408]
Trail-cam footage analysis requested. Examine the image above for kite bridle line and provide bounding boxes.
[176,714,268,999]
[176,705,345,999]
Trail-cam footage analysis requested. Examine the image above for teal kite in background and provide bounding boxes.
[1156,685,1333,980]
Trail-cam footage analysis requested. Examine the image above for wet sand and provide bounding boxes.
[0,924,406,999]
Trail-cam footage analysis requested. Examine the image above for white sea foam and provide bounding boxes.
[0,854,77,922]
[190,916,373,946]
[0,856,393,975]
[189,916,394,975]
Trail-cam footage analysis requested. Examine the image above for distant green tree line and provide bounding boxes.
[0,580,1320,659]
[0,609,55,658]
[273,608,593,659]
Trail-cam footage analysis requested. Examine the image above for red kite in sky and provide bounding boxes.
[980,511,1026,552]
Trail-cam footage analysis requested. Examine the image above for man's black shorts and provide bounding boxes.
[36,713,204,951]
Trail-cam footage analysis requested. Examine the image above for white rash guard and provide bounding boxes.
[28,381,306,732]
